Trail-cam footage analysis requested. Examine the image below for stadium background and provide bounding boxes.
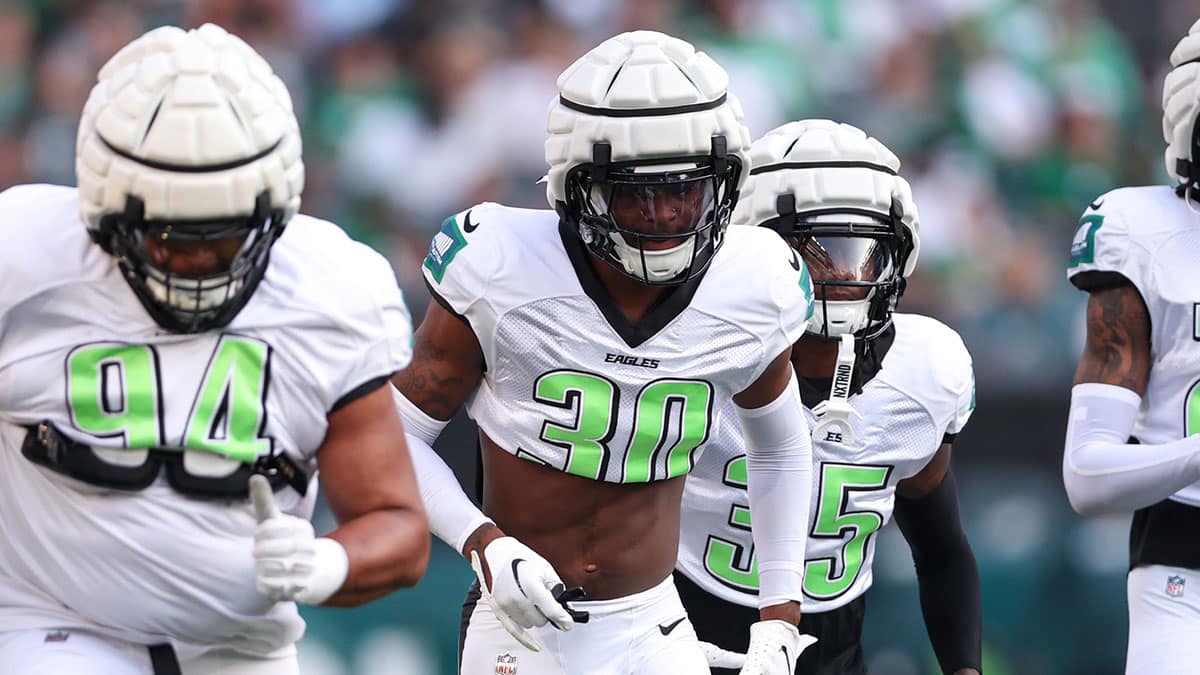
[5,0,1193,672]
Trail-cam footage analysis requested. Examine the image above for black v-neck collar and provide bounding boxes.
[796,324,897,408]
[557,219,707,348]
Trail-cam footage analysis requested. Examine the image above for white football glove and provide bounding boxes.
[469,536,577,652]
[700,640,747,669]
[250,474,349,605]
[736,620,818,675]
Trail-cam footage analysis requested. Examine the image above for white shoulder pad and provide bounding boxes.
[707,227,813,381]
[269,215,413,408]
[1066,188,1144,290]
[884,314,975,438]
[421,202,508,317]
[0,184,107,319]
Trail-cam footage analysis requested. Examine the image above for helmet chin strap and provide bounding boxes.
[610,231,696,283]
[810,333,862,444]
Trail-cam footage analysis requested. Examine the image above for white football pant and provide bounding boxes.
[460,575,709,674]
[1127,564,1200,675]
[0,629,299,675]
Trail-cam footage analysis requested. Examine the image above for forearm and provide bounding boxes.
[738,372,812,612]
[1064,383,1200,515]
[394,387,494,551]
[324,506,430,607]
[894,470,981,675]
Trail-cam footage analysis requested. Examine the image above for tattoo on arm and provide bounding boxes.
[393,337,482,420]
[1074,283,1151,393]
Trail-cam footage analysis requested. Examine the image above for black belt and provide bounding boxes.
[22,420,308,498]
[148,644,182,675]
[1130,498,1200,570]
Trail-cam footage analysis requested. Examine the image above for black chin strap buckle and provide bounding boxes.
[591,142,612,183]
[711,134,728,176]
[775,193,797,232]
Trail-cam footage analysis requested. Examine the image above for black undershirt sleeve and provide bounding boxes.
[892,468,983,674]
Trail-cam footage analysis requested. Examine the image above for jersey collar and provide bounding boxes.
[558,218,707,348]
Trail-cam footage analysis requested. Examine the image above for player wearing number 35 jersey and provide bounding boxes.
[0,24,428,675]
[1063,19,1200,674]
[396,31,817,675]
[677,121,982,675]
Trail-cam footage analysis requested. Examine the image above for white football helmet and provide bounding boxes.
[732,120,920,339]
[545,31,751,285]
[76,23,303,332]
[1165,18,1200,197]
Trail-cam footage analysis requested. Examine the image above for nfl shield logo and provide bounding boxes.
[1167,575,1186,598]
[495,653,518,675]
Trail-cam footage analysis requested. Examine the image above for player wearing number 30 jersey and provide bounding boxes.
[396,31,817,675]
[676,121,982,675]
[0,24,428,675]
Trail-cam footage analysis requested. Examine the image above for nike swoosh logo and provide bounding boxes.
[658,617,686,635]
[463,210,479,232]
[1089,198,1104,211]
[511,558,527,597]
[789,248,801,271]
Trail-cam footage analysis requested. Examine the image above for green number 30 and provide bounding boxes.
[534,370,713,483]
[66,336,272,462]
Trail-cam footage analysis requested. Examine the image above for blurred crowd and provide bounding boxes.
[9,3,1192,672]
[3,0,1197,392]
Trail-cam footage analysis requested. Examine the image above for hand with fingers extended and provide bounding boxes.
[699,622,818,674]
[736,621,818,675]
[699,640,747,669]
[469,534,584,652]
[249,474,349,605]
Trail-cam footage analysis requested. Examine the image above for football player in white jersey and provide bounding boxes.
[1063,19,1200,674]
[0,24,429,675]
[393,31,817,675]
[675,120,982,675]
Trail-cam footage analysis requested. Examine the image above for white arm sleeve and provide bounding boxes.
[393,387,493,553]
[735,372,812,609]
[1064,382,1200,515]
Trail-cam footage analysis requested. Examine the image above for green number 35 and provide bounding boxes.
[704,460,891,600]
[66,336,272,462]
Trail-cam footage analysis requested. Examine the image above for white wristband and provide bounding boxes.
[295,537,350,605]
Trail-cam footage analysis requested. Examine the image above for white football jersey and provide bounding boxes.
[0,184,412,656]
[677,314,974,611]
[422,202,812,484]
[1067,185,1200,508]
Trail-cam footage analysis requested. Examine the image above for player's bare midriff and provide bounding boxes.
[480,430,686,600]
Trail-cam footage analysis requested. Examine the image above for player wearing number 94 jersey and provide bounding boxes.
[0,24,428,675]
[396,31,818,675]
[676,121,982,675]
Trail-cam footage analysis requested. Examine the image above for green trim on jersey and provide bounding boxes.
[1069,213,1105,268]
[798,260,815,322]
[423,214,469,284]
